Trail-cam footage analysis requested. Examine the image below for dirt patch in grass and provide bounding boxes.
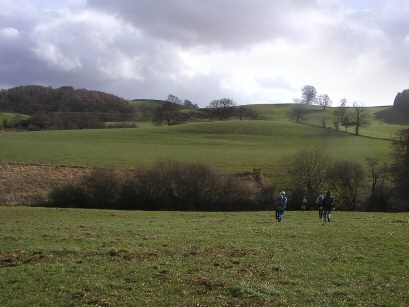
[0,162,91,205]
[0,250,48,267]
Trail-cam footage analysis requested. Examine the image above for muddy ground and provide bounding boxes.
[0,163,91,205]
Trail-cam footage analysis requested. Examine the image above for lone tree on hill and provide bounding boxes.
[290,98,307,122]
[333,98,352,131]
[167,94,182,105]
[207,98,236,121]
[352,102,370,135]
[301,85,317,105]
[318,94,332,111]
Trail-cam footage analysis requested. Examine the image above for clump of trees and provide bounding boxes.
[207,98,236,121]
[393,89,409,117]
[0,85,133,115]
[49,161,274,211]
[151,95,259,125]
[286,148,397,211]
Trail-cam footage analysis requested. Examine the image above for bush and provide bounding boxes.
[50,168,121,209]
[49,161,274,211]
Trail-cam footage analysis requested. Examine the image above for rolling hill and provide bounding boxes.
[1,102,405,183]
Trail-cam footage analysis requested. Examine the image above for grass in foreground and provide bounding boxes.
[0,207,408,305]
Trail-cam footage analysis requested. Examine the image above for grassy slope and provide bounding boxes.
[250,104,409,139]
[0,119,390,181]
[0,103,406,182]
[1,207,408,305]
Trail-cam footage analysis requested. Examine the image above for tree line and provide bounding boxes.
[152,95,259,126]
[0,85,136,130]
[286,132,409,211]
[0,85,133,115]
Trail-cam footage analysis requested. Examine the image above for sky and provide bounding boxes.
[0,0,408,106]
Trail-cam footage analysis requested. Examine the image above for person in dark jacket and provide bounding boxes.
[322,191,334,222]
[276,191,287,222]
[316,192,325,220]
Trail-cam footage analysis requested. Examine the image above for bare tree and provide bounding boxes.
[167,94,182,105]
[301,85,317,105]
[152,102,184,126]
[288,148,330,200]
[352,102,370,135]
[391,129,409,205]
[290,98,307,122]
[183,100,199,109]
[318,94,332,111]
[235,106,259,120]
[333,98,350,131]
[326,160,365,210]
[366,157,391,210]
[207,98,236,121]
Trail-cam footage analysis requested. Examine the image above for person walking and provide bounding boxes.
[322,191,334,222]
[316,192,325,220]
[276,191,287,222]
[301,195,307,212]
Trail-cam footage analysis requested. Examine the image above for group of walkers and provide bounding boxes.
[274,191,335,222]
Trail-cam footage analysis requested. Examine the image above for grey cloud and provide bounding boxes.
[87,0,318,48]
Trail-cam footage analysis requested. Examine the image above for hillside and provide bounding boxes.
[0,85,133,115]
[248,104,409,139]
[0,119,392,182]
[0,103,406,183]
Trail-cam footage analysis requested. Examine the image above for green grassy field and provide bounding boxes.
[1,207,408,305]
[0,119,391,180]
[0,104,405,182]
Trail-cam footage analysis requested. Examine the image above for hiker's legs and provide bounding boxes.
[324,210,331,222]
[278,210,284,222]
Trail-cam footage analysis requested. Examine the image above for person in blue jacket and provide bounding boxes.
[276,191,287,222]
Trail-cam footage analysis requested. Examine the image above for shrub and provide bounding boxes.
[49,161,273,211]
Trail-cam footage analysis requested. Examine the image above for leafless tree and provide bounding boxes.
[167,94,182,105]
[290,98,307,122]
[391,130,409,205]
[318,94,332,111]
[288,148,330,200]
[333,98,350,132]
[352,102,370,135]
[326,160,365,210]
[207,98,236,121]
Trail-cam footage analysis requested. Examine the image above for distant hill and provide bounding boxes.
[0,85,134,115]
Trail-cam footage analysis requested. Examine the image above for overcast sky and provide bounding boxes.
[1,0,408,106]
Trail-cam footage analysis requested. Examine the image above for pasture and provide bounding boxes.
[0,117,393,182]
[0,207,408,305]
